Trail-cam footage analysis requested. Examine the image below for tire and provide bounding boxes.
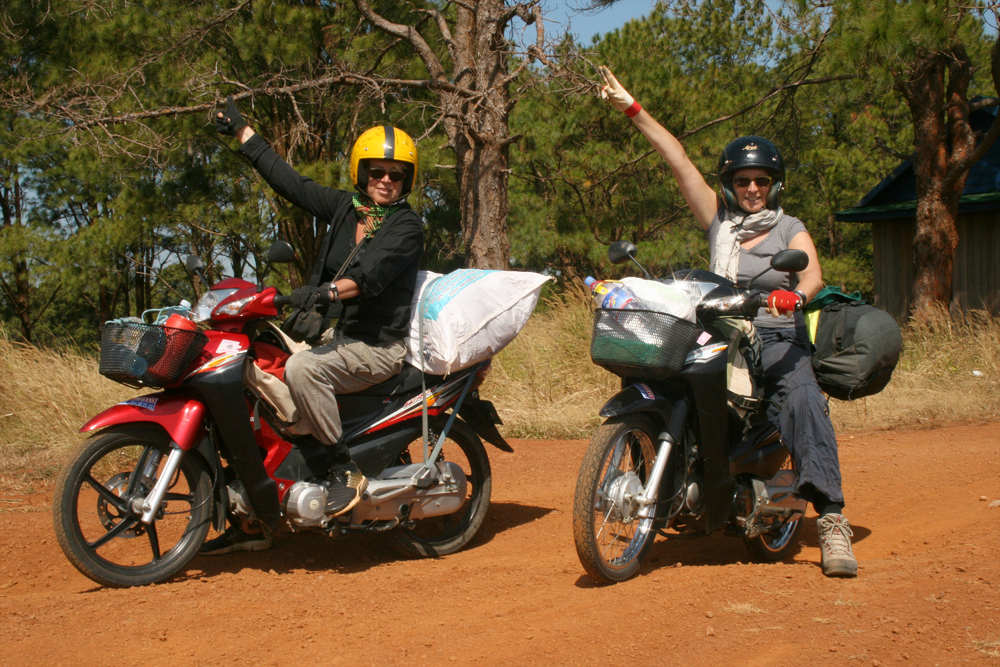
[742,459,804,563]
[52,424,212,588]
[386,419,492,558]
[573,414,661,584]
[744,516,803,562]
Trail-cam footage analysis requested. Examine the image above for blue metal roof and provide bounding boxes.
[836,101,1000,222]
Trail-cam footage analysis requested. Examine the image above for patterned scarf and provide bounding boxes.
[353,194,401,238]
[711,207,784,282]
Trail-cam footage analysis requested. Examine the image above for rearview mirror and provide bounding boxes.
[184,254,205,275]
[267,241,296,264]
[608,240,638,265]
[770,249,809,273]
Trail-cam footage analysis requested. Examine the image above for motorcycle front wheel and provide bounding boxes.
[53,424,212,588]
[573,414,660,584]
[386,419,492,558]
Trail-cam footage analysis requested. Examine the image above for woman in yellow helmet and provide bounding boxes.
[202,97,423,554]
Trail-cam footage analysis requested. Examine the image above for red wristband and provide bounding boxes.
[624,100,642,118]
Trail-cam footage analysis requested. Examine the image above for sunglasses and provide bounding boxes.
[368,166,406,183]
[732,176,773,189]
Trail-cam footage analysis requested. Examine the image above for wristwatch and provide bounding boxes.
[329,283,340,302]
[793,290,808,307]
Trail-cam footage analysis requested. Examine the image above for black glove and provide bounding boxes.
[280,309,325,344]
[288,284,332,311]
[215,95,247,136]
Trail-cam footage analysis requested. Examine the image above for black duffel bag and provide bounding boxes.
[805,288,902,401]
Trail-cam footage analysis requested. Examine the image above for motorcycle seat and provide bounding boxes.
[346,362,447,397]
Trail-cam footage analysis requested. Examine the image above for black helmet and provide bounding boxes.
[717,136,784,212]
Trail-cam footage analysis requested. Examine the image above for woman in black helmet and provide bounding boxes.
[598,67,857,578]
[201,97,424,555]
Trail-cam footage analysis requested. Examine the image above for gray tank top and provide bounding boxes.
[706,211,807,329]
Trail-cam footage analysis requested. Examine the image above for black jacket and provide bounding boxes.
[239,134,423,344]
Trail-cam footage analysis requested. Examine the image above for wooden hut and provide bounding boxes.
[835,104,1000,319]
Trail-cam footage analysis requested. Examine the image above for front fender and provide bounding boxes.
[81,393,207,450]
[599,382,674,420]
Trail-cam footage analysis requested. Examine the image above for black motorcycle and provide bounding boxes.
[572,241,810,584]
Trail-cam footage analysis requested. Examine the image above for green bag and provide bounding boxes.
[804,287,901,401]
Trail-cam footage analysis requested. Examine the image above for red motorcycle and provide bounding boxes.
[53,242,510,588]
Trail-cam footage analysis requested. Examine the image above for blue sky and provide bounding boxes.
[545,0,653,44]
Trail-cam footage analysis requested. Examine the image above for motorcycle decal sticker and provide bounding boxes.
[185,351,247,377]
[634,383,655,401]
[121,396,159,411]
[215,339,245,354]
[686,343,728,364]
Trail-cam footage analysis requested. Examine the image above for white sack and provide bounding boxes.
[406,269,551,375]
[621,277,696,322]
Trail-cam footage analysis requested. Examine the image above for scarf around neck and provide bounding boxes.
[711,207,784,282]
[353,194,401,238]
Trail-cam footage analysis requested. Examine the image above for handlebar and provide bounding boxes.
[272,294,292,307]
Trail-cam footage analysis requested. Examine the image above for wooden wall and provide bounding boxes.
[954,210,1000,313]
[872,217,915,320]
[871,211,1000,319]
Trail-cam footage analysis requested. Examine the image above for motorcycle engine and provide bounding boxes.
[284,481,329,528]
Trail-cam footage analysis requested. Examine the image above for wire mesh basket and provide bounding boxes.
[590,308,700,379]
[99,321,208,388]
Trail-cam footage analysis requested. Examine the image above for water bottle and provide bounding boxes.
[153,300,193,325]
[584,277,639,310]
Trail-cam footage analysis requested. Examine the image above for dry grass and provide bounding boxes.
[0,325,135,490]
[827,306,1000,432]
[483,289,618,439]
[3,300,1000,485]
[970,636,1000,658]
[488,296,1000,439]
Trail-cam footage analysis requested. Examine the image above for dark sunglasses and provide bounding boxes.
[732,176,773,189]
[368,166,406,183]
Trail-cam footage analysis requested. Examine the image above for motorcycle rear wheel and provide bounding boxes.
[386,419,492,558]
[53,424,212,588]
[744,515,803,562]
[573,414,660,584]
[742,461,804,563]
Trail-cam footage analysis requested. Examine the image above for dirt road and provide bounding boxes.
[1,422,999,666]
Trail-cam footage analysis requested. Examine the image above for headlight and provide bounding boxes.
[213,295,256,317]
[191,288,239,323]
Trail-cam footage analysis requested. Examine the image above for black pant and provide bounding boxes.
[758,326,844,506]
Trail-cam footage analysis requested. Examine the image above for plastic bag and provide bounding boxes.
[621,277,696,322]
[406,269,551,375]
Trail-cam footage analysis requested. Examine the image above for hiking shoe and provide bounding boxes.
[325,461,368,517]
[817,513,858,577]
[199,525,272,556]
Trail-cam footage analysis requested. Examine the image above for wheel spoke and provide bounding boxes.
[83,474,129,513]
[88,515,141,550]
[146,521,162,562]
[125,445,157,496]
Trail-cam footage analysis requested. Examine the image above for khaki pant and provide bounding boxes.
[284,332,407,454]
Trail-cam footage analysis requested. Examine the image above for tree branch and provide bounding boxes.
[676,75,855,139]
[353,0,447,82]
[875,136,914,162]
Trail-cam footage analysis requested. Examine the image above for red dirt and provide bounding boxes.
[1,422,999,667]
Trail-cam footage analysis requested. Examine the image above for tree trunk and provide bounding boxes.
[898,48,975,318]
[443,1,513,270]
[0,162,34,342]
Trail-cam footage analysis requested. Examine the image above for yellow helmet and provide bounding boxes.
[350,125,419,198]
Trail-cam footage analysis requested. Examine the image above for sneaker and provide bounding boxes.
[325,461,368,517]
[817,513,858,577]
[199,525,272,556]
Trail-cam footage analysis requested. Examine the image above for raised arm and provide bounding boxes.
[599,66,719,231]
